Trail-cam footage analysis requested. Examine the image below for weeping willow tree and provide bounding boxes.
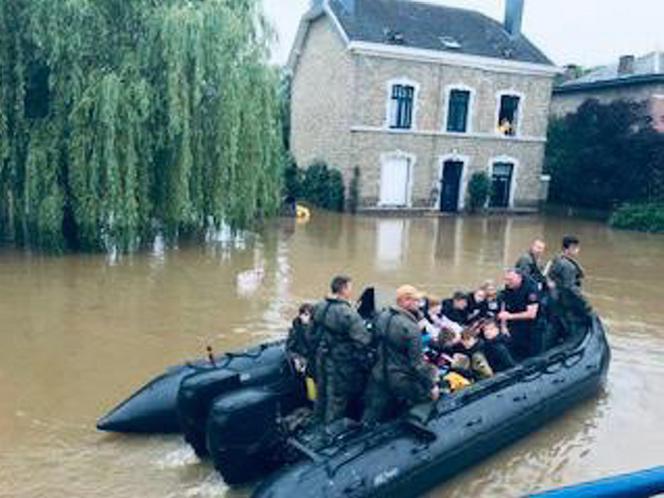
[0,0,284,252]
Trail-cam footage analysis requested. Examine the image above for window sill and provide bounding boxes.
[351,126,546,143]
[386,126,416,133]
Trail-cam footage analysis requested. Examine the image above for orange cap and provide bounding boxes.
[396,285,424,301]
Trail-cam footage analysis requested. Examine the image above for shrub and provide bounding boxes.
[609,203,664,233]
[467,172,492,213]
[301,161,345,212]
[546,99,664,210]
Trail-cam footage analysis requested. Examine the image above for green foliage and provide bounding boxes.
[0,0,284,252]
[467,171,492,213]
[348,166,360,214]
[301,162,345,212]
[609,203,664,233]
[283,154,302,200]
[279,72,292,151]
[546,99,664,210]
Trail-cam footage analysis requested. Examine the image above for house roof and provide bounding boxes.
[327,0,553,66]
[555,52,664,93]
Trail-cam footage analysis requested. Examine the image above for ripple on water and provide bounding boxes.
[155,444,200,469]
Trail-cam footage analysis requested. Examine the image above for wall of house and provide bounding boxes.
[348,53,552,209]
[550,83,664,118]
[352,54,554,138]
[350,131,545,209]
[290,17,353,172]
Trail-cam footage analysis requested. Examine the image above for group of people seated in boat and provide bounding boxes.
[286,235,591,426]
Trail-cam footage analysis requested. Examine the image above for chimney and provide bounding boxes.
[563,64,579,82]
[504,0,524,37]
[618,55,635,76]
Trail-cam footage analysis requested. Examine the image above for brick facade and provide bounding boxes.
[291,16,555,211]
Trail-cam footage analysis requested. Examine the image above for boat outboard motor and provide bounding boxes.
[177,343,294,457]
[178,368,242,457]
[206,384,307,485]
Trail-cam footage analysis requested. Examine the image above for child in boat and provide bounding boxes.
[482,280,501,319]
[418,295,442,345]
[440,291,471,326]
[467,287,488,323]
[286,303,314,374]
[427,326,490,382]
[481,319,517,372]
[458,324,494,380]
[419,295,465,343]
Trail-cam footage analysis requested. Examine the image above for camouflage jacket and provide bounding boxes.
[549,254,585,295]
[371,306,433,394]
[515,251,547,287]
[312,297,372,364]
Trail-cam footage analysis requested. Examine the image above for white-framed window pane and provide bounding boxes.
[498,95,520,136]
[447,89,470,132]
[389,84,414,129]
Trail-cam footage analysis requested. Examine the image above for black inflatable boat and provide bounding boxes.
[202,313,609,497]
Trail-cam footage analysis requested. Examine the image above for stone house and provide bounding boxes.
[288,0,559,212]
[551,52,664,133]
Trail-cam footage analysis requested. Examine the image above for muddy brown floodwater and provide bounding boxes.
[1,212,663,498]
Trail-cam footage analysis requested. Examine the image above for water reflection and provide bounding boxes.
[1,212,663,498]
[376,218,409,269]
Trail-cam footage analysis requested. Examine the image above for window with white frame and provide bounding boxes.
[497,94,521,136]
[389,84,415,129]
[446,89,471,133]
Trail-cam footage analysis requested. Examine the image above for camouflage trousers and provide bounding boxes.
[313,356,367,425]
[362,374,431,424]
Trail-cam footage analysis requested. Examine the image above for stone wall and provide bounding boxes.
[350,130,545,209]
[290,18,353,171]
[353,54,554,138]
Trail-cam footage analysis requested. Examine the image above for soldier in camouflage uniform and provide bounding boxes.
[363,285,440,424]
[515,237,548,291]
[547,236,593,340]
[312,275,373,425]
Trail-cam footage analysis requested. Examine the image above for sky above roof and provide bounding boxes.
[263,0,664,68]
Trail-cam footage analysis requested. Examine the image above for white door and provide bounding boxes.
[379,156,410,206]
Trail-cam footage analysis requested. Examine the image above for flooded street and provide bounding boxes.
[1,212,663,498]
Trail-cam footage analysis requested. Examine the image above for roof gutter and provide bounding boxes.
[348,41,562,77]
[554,74,664,94]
